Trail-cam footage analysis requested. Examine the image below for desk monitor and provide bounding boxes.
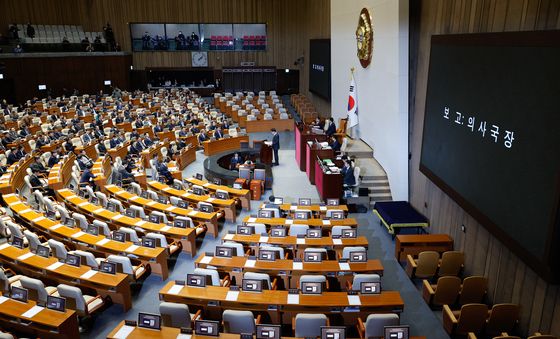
[106,202,117,212]
[306,229,322,238]
[242,279,265,292]
[233,183,243,189]
[216,191,229,200]
[89,196,99,205]
[63,218,75,227]
[330,211,345,220]
[149,214,163,224]
[11,236,24,249]
[258,249,278,261]
[125,208,137,218]
[304,251,323,263]
[11,286,28,303]
[257,325,281,339]
[138,312,161,330]
[326,198,339,206]
[86,224,99,236]
[104,80,112,86]
[273,197,284,205]
[66,253,81,267]
[199,203,212,213]
[195,173,204,180]
[215,246,234,257]
[239,168,251,180]
[36,244,50,258]
[113,231,126,242]
[78,190,87,198]
[140,191,150,199]
[142,237,157,248]
[270,226,286,237]
[321,326,346,339]
[177,199,188,208]
[237,225,254,235]
[186,273,210,287]
[294,211,309,220]
[258,209,273,218]
[349,250,367,263]
[45,210,56,220]
[298,198,311,206]
[192,186,204,196]
[100,261,117,274]
[173,182,183,190]
[341,229,357,239]
[174,219,187,228]
[195,320,219,337]
[301,281,322,295]
[157,195,168,204]
[46,295,66,312]
[212,178,222,185]
[384,326,409,339]
[361,281,381,294]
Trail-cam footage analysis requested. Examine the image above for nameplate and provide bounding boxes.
[167,284,184,295]
[162,187,171,191]
[47,261,64,271]
[322,220,331,225]
[21,305,44,319]
[287,294,300,304]
[339,262,351,271]
[332,239,343,245]
[112,325,135,339]
[50,224,63,230]
[80,270,98,279]
[177,334,192,339]
[290,206,297,211]
[135,220,147,226]
[247,217,256,223]
[112,214,124,221]
[0,296,8,304]
[32,216,45,223]
[296,238,305,245]
[293,262,303,270]
[245,259,256,268]
[161,226,171,232]
[182,193,192,198]
[125,245,139,252]
[188,211,198,217]
[71,231,86,238]
[17,252,35,261]
[203,183,211,188]
[225,291,239,301]
[147,201,157,206]
[129,196,139,201]
[20,209,32,214]
[206,198,215,203]
[320,206,327,211]
[286,219,294,225]
[224,234,234,240]
[259,236,269,243]
[78,201,90,207]
[93,208,105,213]
[0,243,10,250]
[165,206,176,212]
[96,238,111,246]
[67,195,77,199]
[347,295,361,306]
[200,256,212,264]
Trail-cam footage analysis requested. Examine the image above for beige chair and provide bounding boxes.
[406,251,439,279]
[528,333,558,339]
[422,276,461,307]
[438,251,465,276]
[459,276,488,305]
[467,333,521,339]
[443,303,488,336]
[484,303,520,336]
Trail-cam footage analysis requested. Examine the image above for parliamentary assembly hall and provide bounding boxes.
[0,0,558,338]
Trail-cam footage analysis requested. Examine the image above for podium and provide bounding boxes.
[258,141,273,165]
[295,123,328,171]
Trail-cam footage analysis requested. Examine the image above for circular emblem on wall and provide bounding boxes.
[355,7,373,68]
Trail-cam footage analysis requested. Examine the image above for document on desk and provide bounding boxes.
[293,262,303,270]
[80,270,98,279]
[245,259,256,268]
[135,220,147,226]
[296,238,306,245]
[47,261,65,271]
[226,291,239,301]
[71,231,85,238]
[161,226,171,232]
[287,294,300,304]
[0,296,8,304]
[167,284,184,295]
[339,262,351,271]
[247,217,257,223]
[290,206,297,211]
[332,239,343,245]
[93,208,105,213]
[285,219,294,225]
[50,224,63,230]
[112,214,124,221]
[259,236,269,243]
[17,252,35,260]
[206,198,215,203]
[322,220,331,225]
[223,233,234,240]
[21,305,44,318]
[320,206,327,211]
[125,245,139,252]
[188,210,198,216]
[112,325,135,339]
[32,216,45,223]
[347,295,361,306]
[200,256,213,264]
[147,201,157,206]
[177,334,192,339]
[96,238,110,246]
[0,243,10,250]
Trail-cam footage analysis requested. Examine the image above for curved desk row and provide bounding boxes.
[0,242,132,311]
[185,176,251,210]
[203,135,250,156]
[242,216,358,230]
[57,188,197,256]
[3,193,169,280]
[266,202,349,214]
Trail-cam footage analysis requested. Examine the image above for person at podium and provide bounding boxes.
[271,128,280,166]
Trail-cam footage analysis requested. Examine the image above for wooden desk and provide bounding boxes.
[57,188,196,257]
[140,141,169,169]
[160,282,404,325]
[245,118,295,133]
[104,184,218,239]
[203,135,250,156]
[3,193,169,280]
[0,297,79,339]
[107,141,130,161]
[295,125,327,172]
[157,130,176,142]
[195,254,383,289]
[48,153,76,191]
[0,155,34,194]
[315,159,343,200]
[74,142,98,160]
[242,216,358,232]
[0,243,132,311]
[262,203,348,215]
[148,180,237,224]
[306,143,335,185]
[185,177,251,210]
[91,155,112,188]
[176,145,197,170]
[395,234,454,262]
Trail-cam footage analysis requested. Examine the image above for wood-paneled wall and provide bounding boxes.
[409,0,560,335]
[0,0,331,114]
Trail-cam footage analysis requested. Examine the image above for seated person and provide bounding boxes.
[326,117,336,137]
[156,158,174,185]
[48,149,60,167]
[64,138,75,153]
[29,156,48,175]
[97,137,107,156]
[79,164,97,190]
[213,127,224,140]
[198,129,208,143]
[329,136,341,152]
[30,169,54,195]
[230,153,242,169]
[77,151,94,170]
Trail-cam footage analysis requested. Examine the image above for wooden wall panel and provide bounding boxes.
[0,0,331,114]
[409,0,560,335]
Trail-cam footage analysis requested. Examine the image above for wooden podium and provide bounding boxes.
[258,141,273,165]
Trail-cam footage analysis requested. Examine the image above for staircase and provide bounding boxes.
[345,139,393,207]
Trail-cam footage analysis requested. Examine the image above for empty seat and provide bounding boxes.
[221,241,245,256]
[299,275,327,290]
[243,271,276,290]
[72,212,89,231]
[193,267,229,287]
[422,276,462,307]
[69,249,100,269]
[485,303,520,336]
[443,303,488,336]
[23,230,47,252]
[259,245,285,260]
[288,224,309,236]
[438,251,464,277]
[48,239,68,260]
[106,255,148,280]
[160,302,200,328]
[331,225,352,236]
[357,313,400,339]
[119,227,140,243]
[350,274,380,291]
[56,284,104,317]
[459,276,488,305]
[294,313,328,338]
[406,250,439,279]
[342,246,367,259]
[0,268,22,295]
[20,276,57,305]
[130,205,146,219]
[223,310,260,334]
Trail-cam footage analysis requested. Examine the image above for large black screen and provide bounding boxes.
[309,39,331,100]
[420,31,560,281]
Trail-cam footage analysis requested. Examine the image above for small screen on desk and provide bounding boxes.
[257,325,281,339]
[327,198,339,206]
[47,295,66,312]
[301,281,322,294]
[361,281,381,294]
[242,279,264,292]
[113,231,126,242]
[45,210,56,220]
[270,227,286,237]
[141,191,150,199]
[321,327,346,339]
[187,274,207,287]
[149,214,162,224]
[330,211,344,220]
[258,210,273,218]
[304,251,323,263]
[306,229,322,238]
[138,312,161,330]
[177,200,188,208]
[299,198,311,206]
[273,197,284,205]
[384,326,409,339]
[142,237,157,248]
[36,245,50,258]
[100,261,116,274]
[341,229,357,238]
[195,320,219,336]
[11,236,24,249]
[215,246,234,257]
[195,173,203,180]
[258,250,277,261]
[64,218,75,227]
[213,178,222,185]
[216,191,229,200]
[66,253,81,267]
[192,187,204,196]
[157,195,168,204]
[125,208,137,218]
[89,196,99,205]
[11,286,28,303]
[237,225,254,235]
[294,211,309,220]
[349,251,367,262]
[106,202,117,212]
[199,204,212,213]
[86,224,99,236]
[174,219,187,228]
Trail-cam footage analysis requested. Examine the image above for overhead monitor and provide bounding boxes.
[104,80,112,86]
[38,84,47,90]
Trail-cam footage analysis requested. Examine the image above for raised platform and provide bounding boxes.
[203,149,273,189]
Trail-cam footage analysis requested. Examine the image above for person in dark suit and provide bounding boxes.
[271,128,280,166]
[156,158,174,185]
[79,164,97,190]
[329,136,341,152]
[214,127,223,140]
[7,148,19,165]
[96,138,107,156]
[230,153,242,170]
[29,156,47,175]
[198,129,208,143]
[326,117,336,137]
[109,136,120,149]
[48,150,60,168]
[341,159,356,187]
